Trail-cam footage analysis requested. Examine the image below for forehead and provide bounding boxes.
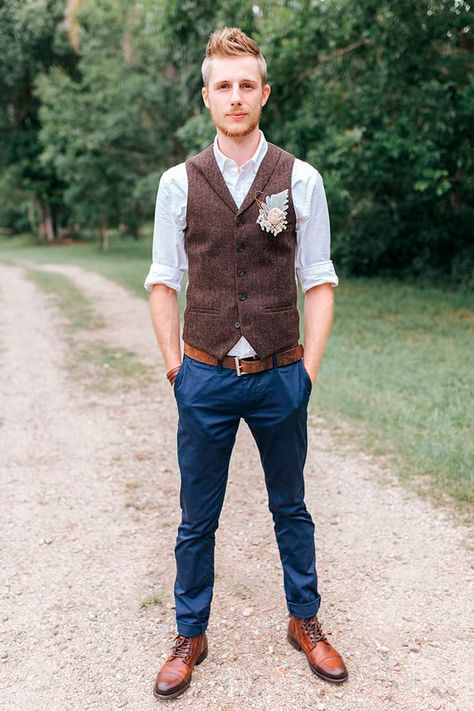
[208,55,262,85]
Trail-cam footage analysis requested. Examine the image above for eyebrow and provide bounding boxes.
[213,79,258,87]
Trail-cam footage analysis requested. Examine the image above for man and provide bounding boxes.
[145,27,348,701]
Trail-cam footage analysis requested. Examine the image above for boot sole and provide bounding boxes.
[153,647,208,700]
[287,633,349,684]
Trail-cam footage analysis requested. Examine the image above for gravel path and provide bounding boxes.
[0,262,472,711]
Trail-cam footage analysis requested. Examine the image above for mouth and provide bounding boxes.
[227,112,248,119]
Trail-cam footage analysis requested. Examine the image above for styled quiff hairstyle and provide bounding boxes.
[201,27,268,87]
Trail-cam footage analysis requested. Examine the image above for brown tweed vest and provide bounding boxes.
[182,141,300,360]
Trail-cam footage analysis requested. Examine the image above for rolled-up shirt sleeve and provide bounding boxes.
[144,165,188,293]
[293,159,339,292]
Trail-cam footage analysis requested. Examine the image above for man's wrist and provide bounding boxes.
[166,364,181,387]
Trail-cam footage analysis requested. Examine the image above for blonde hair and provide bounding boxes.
[201,27,267,87]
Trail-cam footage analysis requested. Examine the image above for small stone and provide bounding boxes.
[116,700,128,708]
[0,651,8,659]
[242,607,254,617]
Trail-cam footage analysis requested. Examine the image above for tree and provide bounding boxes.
[257,0,474,284]
[0,0,76,239]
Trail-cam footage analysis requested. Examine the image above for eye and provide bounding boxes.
[242,83,254,89]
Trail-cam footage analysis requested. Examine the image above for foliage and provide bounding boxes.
[258,0,474,285]
[0,0,75,235]
[36,0,177,239]
[0,0,472,279]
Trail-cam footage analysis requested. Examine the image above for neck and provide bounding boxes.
[215,127,261,168]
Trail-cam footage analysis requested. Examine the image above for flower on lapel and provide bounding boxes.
[255,189,289,236]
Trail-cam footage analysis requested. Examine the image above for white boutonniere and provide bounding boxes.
[255,189,289,236]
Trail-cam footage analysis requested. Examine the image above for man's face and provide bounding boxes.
[202,55,271,138]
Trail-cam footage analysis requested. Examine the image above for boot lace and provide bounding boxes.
[302,616,328,647]
[167,634,193,663]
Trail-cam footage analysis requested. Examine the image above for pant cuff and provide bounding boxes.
[176,621,207,637]
[287,596,321,618]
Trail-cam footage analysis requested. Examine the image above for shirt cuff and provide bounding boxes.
[144,264,184,293]
[297,260,339,292]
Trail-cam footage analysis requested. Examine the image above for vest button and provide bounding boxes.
[234,321,241,329]
[238,293,246,301]
[236,244,244,252]
[237,268,245,277]
[235,216,243,227]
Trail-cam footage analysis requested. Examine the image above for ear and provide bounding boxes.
[261,83,271,107]
[202,86,210,109]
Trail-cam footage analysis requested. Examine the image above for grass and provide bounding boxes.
[24,265,152,393]
[26,268,105,331]
[140,592,164,609]
[2,234,473,522]
[0,229,164,299]
[73,342,152,392]
[314,278,473,520]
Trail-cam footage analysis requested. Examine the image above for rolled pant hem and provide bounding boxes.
[176,621,208,637]
[288,598,321,618]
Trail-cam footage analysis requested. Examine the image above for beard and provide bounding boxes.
[209,104,262,138]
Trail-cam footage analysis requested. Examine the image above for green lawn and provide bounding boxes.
[0,230,154,298]
[315,279,473,519]
[1,233,472,520]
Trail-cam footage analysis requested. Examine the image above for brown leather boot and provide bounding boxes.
[153,632,208,700]
[287,614,348,683]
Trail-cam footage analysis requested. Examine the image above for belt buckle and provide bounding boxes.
[234,356,249,376]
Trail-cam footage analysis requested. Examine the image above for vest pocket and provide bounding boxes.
[187,307,219,314]
[262,304,293,313]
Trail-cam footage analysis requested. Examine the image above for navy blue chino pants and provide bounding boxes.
[172,349,321,637]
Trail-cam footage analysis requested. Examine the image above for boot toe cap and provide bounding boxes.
[313,656,348,682]
[154,670,186,697]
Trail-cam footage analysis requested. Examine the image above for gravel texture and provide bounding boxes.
[0,262,472,711]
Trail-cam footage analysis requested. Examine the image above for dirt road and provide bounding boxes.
[0,262,472,711]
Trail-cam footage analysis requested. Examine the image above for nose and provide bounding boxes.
[230,83,242,105]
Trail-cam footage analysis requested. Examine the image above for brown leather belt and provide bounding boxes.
[183,342,304,376]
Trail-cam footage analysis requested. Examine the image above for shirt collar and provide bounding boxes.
[213,129,268,174]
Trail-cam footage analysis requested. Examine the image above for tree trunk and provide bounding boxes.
[132,222,141,241]
[28,199,38,237]
[45,202,55,242]
[35,198,55,241]
[101,218,110,251]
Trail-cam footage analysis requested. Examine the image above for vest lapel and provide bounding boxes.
[192,142,283,217]
[236,143,282,217]
[193,145,238,214]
